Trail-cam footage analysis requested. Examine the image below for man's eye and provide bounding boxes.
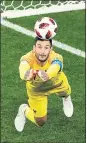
[45,47,49,49]
[38,46,42,48]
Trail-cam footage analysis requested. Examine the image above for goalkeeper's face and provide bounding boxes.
[33,40,52,62]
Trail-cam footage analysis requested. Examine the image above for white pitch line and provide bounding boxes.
[1,19,85,58]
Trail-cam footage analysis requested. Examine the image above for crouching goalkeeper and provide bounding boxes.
[14,37,73,132]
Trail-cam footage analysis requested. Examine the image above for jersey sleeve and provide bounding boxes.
[47,51,63,79]
[52,52,63,70]
[20,51,33,65]
[19,61,30,80]
[19,51,33,80]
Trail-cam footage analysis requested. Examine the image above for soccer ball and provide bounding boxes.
[34,17,58,39]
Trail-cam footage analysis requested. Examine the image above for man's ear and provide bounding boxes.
[51,46,53,51]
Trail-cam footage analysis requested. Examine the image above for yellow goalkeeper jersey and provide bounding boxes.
[20,50,63,71]
[20,50,71,97]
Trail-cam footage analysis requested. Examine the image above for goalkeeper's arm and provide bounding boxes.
[46,59,63,79]
[37,59,63,81]
[19,60,35,80]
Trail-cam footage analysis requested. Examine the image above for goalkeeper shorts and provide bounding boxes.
[28,95,47,118]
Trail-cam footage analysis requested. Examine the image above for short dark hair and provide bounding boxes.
[34,37,52,47]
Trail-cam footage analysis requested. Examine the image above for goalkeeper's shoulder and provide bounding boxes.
[50,50,63,63]
[20,50,34,64]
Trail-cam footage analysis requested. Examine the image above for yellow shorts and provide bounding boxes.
[28,95,47,118]
[26,71,71,117]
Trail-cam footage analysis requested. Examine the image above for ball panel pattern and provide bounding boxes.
[34,17,58,39]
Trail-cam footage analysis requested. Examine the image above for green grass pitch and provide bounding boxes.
[1,10,85,143]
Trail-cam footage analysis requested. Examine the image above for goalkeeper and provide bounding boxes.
[14,37,73,132]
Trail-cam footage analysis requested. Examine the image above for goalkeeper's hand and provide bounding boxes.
[38,70,49,81]
[24,69,49,81]
[24,69,38,80]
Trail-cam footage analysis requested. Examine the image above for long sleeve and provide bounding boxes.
[47,53,63,79]
[46,64,60,79]
[19,61,30,80]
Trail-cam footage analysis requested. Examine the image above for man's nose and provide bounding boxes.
[41,48,45,53]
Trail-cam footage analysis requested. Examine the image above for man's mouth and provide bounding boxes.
[40,55,46,57]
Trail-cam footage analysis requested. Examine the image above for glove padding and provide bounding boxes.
[25,69,38,80]
[38,70,49,81]
[25,69,49,81]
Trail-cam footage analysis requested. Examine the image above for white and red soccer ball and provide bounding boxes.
[34,17,58,39]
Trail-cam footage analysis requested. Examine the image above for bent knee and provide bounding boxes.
[58,91,68,97]
[35,115,47,126]
[56,89,71,97]
[36,120,46,126]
